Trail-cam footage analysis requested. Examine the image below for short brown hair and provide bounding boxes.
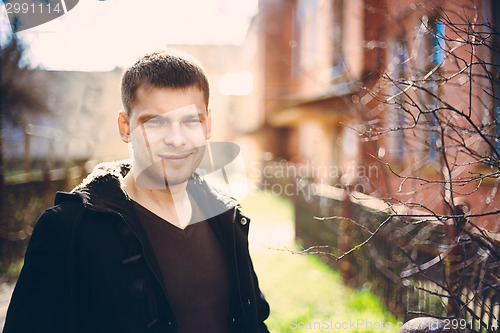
[121,49,210,115]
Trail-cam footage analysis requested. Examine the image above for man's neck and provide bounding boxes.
[123,171,192,229]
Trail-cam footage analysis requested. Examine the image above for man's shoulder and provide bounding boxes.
[53,192,85,213]
[25,194,85,253]
[37,193,85,228]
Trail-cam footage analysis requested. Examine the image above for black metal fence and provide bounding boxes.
[263,162,499,333]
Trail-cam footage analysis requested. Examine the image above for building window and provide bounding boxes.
[422,17,445,165]
[330,0,344,80]
[387,39,406,163]
[433,19,445,65]
[297,0,321,73]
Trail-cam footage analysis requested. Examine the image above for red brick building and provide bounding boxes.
[253,0,499,231]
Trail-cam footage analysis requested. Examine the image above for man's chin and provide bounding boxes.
[133,160,194,189]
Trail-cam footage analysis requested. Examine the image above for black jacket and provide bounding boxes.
[3,161,270,333]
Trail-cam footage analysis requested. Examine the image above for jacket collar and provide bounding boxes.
[55,160,238,218]
[54,160,131,215]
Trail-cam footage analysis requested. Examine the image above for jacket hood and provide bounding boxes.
[53,160,131,215]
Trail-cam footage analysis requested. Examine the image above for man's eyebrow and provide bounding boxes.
[137,113,164,122]
[136,108,204,122]
[183,112,205,119]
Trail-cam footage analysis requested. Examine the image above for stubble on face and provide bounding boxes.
[127,86,211,189]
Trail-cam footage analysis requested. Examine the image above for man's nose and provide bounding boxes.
[163,123,187,146]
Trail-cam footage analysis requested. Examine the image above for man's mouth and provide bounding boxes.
[158,152,193,160]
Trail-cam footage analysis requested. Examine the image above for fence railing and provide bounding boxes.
[0,165,87,265]
[262,161,499,332]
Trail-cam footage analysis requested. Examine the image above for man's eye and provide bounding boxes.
[185,118,201,124]
[145,118,163,125]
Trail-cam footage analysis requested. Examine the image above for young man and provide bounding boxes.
[3,50,270,333]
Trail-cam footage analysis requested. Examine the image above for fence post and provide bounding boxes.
[24,131,31,182]
[339,184,352,285]
[446,201,467,318]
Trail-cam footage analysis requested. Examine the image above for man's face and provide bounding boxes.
[119,86,211,188]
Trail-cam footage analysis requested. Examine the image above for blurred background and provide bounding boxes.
[1,0,499,332]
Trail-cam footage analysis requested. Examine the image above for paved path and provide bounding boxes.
[0,282,15,331]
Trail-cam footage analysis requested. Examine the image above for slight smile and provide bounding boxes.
[159,152,193,161]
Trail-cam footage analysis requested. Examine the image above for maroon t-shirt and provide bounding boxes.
[134,200,232,333]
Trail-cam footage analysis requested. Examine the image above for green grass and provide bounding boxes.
[242,191,400,332]
[241,189,294,222]
[0,259,24,283]
[5,170,44,183]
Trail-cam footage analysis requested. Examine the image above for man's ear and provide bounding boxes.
[205,107,212,140]
[118,111,131,143]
